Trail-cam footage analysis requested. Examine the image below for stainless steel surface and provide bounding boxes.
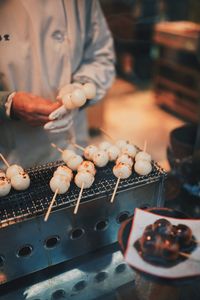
[0,161,166,283]
[0,246,135,300]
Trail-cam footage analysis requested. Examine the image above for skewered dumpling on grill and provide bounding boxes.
[77,161,96,176]
[107,145,120,161]
[116,154,133,167]
[115,139,128,150]
[113,162,132,179]
[10,171,30,191]
[6,164,24,179]
[99,141,112,152]
[0,175,11,197]
[75,171,94,188]
[54,165,73,181]
[84,145,98,161]
[0,170,6,177]
[93,150,109,167]
[62,149,75,164]
[134,160,152,176]
[67,154,83,171]
[135,151,151,162]
[50,175,70,194]
[121,144,137,158]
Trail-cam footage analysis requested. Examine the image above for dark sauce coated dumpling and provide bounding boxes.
[175,224,192,247]
[161,237,180,261]
[135,218,195,267]
[143,224,154,235]
[140,232,162,256]
[153,218,172,236]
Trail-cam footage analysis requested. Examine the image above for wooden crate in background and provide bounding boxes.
[153,21,200,123]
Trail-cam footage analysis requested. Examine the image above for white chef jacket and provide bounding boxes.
[0,0,115,168]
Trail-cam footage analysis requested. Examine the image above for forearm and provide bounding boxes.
[72,0,116,104]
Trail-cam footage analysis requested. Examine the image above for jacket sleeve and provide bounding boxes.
[72,0,116,104]
[0,91,10,119]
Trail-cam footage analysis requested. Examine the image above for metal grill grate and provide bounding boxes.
[0,161,166,227]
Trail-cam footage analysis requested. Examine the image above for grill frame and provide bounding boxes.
[0,160,166,284]
[0,161,166,228]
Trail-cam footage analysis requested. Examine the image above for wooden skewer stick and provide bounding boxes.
[73,143,85,152]
[51,143,63,153]
[44,188,59,222]
[110,176,121,203]
[100,127,115,142]
[0,153,10,168]
[143,140,147,153]
[179,251,200,262]
[74,183,84,214]
[193,239,200,246]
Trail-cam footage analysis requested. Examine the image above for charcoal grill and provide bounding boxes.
[0,160,166,284]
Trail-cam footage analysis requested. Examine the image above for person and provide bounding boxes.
[0,0,115,168]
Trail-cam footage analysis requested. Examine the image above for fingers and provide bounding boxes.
[44,115,73,131]
[35,100,62,115]
[13,112,50,126]
[48,120,73,133]
[48,105,68,120]
[33,114,50,123]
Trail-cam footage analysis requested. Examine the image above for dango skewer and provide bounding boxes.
[51,143,82,171]
[74,171,95,214]
[45,166,72,221]
[0,170,11,197]
[135,140,151,162]
[74,162,96,214]
[134,140,152,176]
[77,161,96,176]
[58,82,96,111]
[51,143,76,165]
[74,183,84,215]
[110,177,121,203]
[44,188,59,222]
[73,143,109,167]
[0,153,30,191]
[73,143,98,161]
[110,162,132,203]
[99,129,137,159]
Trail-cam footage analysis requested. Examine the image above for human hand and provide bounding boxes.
[43,107,75,133]
[43,81,96,133]
[12,92,61,126]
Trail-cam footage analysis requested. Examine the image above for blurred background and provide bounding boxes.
[87,0,200,176]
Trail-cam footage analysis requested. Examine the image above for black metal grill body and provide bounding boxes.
[0,161,166,283]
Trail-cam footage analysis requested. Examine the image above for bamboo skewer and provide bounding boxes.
[73,143,85,151]
[110,176,121,203]
[44,188,59,222]
[100,127,115,142]
[179,251,200,262]
[74,183,84,214]
[51,143,63,153]
[0,153,10,168]
[143,140,147,153]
